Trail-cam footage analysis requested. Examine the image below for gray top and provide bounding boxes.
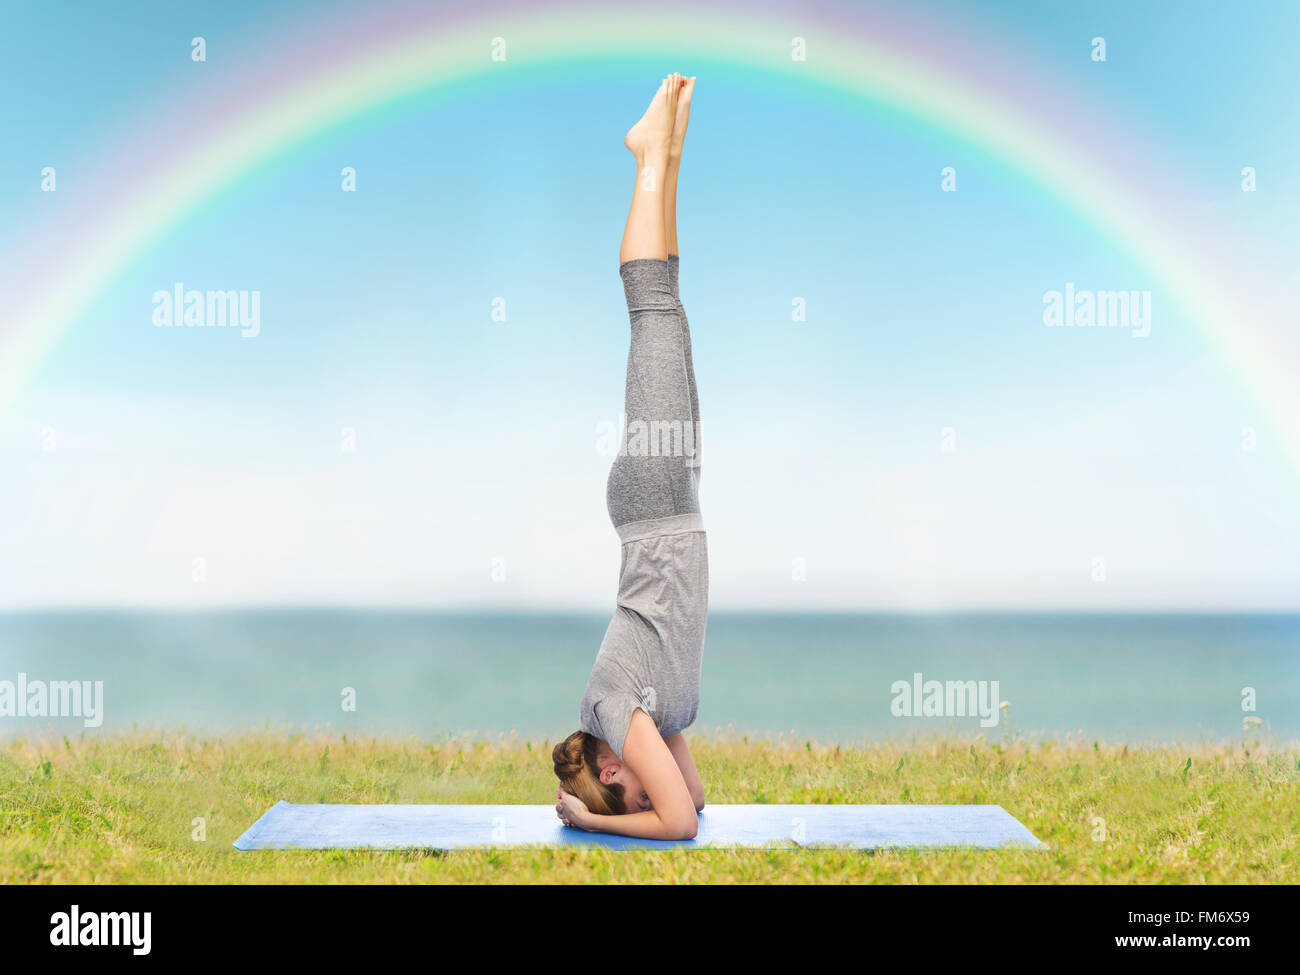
[580,513,709,760]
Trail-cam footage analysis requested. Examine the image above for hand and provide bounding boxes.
[555,787,590,830]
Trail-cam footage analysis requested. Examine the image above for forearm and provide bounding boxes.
[581,809,698,841]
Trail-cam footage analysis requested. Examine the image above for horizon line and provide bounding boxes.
[1,604,1297,616]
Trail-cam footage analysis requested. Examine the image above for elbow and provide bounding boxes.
[666,814,698,841]
[694,796,705,814]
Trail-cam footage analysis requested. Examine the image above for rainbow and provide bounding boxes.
[3,0,1296,478]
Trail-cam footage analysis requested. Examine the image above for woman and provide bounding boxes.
[553,73,707,840]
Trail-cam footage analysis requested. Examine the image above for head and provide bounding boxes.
[552,730,652,814]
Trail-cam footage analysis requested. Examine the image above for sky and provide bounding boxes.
[0,0,1297,611]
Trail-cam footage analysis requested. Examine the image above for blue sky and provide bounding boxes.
[1,0,1297,609]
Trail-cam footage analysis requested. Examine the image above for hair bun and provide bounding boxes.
[552,733,585,778]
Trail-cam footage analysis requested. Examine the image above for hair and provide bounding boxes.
[552,730,627,816]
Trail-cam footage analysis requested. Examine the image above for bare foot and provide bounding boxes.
[625,73,680,164]
[669,75,696,161]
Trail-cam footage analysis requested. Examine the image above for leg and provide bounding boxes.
[619,74,678,264]
[607,258,699,527]
[666,258,700,474]
[664,75,694,259]
[608,76,699,528]
[665,77,700,471]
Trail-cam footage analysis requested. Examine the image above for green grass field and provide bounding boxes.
[2,730,1295,883]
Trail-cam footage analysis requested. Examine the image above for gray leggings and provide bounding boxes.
[606,254,701,529]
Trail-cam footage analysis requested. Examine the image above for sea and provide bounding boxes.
[1,611,1296,744]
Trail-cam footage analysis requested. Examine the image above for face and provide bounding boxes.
[597,752,652,813]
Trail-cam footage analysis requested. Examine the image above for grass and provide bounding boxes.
[1,730,1296,883]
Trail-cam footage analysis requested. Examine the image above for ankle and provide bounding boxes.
[636,145,671,172]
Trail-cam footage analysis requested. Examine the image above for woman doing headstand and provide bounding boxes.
[552,73,707,841]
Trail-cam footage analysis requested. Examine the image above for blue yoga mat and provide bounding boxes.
[234,801,1045,851]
